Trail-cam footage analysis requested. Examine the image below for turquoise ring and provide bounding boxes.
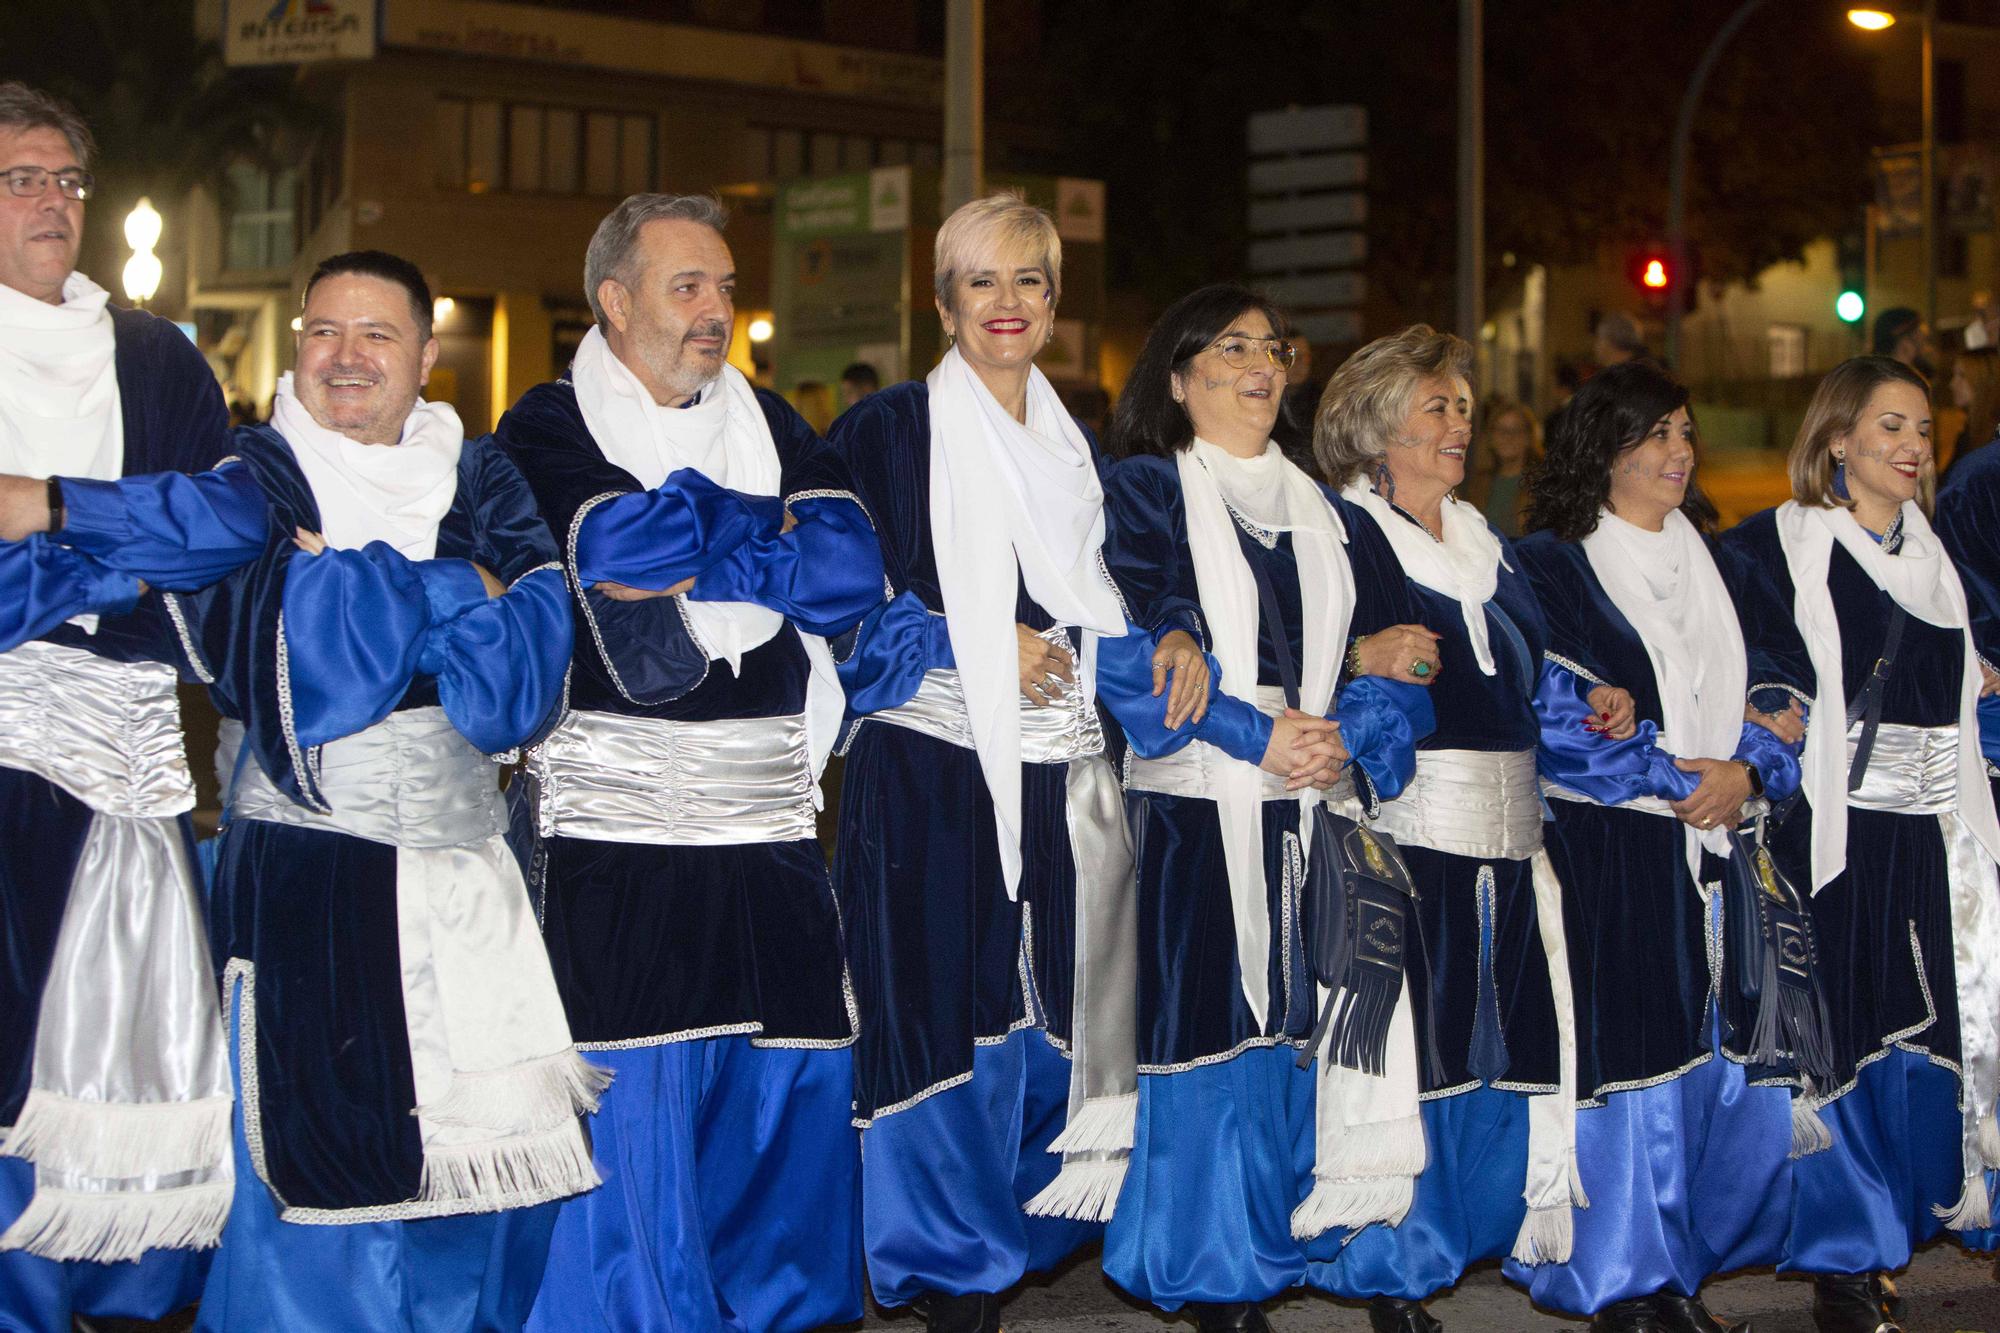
[1411,659,1433,679]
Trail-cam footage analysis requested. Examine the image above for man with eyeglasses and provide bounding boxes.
[0,81,233,1332]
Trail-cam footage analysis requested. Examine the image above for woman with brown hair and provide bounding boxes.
[1463,397,1542,538]
[1720,356,2000,1333]
[1942,347,2000,477]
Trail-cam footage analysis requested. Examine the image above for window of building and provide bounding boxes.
[223,161,298,272]
[1767,323,1808,379]
[438,98,654,196]
[739,125,939,181]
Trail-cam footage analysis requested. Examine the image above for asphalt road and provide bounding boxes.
[861,1244,2000,1332]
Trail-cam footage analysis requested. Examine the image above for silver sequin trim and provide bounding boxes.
[1543,652,1606,688]
[162,592,213,684]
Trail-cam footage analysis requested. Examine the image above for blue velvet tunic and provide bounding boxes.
[1721,506,1983,1273]
[494,377,880,1051]
[0,306,231,1328]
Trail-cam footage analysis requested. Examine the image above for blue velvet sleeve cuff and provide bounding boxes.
[1333,676,1432,802]
[690,490,884,636]
[419,566,571,753]
[573,469,778,590]
[1733,719,1802,803]
[282,542,433,748]
[837,588,955,715]
[58,466,269,589]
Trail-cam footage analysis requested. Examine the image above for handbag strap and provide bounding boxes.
[1246,539,1303,712]
[1844,600,1908,792]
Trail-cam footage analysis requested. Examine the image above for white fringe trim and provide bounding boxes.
[0,1179,230,1263]
[417,1123,602,1205]
[1790,1099,1834,1158]
[1509,1202,1575,1265]
[414,1050,613,1132]
[1290,1176,1415,1239]
[1316,1113,1427,1181]
[1933,1171,1995,1230]
[1980,1112,2000,1170]
[1022,1157,1126,1222]
[1045,1092,1136,1155]
[0,1090,232,1179]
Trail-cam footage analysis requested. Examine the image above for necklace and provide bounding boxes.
[1388,497,1444,543]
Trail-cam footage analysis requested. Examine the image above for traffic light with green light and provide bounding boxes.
[1835,229,1866,326]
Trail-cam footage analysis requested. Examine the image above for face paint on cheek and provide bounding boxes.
[1202,375,1226,392]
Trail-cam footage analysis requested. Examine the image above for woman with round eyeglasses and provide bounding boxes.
[1506,359,1804,1333]
[1091,285,1435,1332]
[1302,326,1600,1333]
[1723,356,2000,1333]
[828,194,1208,1333]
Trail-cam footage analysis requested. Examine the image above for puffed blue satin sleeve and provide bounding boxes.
[418,566,570,754]
[56,464,269,589]
[837,589,955,715]
[1333,676,1433,802]
[692,490,884,636]
[573,467,778,590]
[281,541,487,748]
[1979,694,2000,768]
[0,537,140,650]
[1095,623,1271,762]
[1534,660,1695,804]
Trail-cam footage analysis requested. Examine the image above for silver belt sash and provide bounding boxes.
[875,666,1105,763]
[525,709,815,846]
[221,707,604,1219]
[222,709,504,848]
[0,639,193,817]
[1847,720,1958,815]
[1373,748,1545,859]
[0,642,230,1262]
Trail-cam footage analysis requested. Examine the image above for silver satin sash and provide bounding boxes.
[525,708,816,846]
[1373,748,1545,859]
[1125,684,1304,804]
[222,709,606,1220]
[877,664,1106,764]
[1841,719,2000,1226]
[0,641,232,1262]
[873,666,1135,1222]
[1372,747,1586,1263]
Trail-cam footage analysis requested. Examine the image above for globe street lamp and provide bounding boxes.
[1847,5,1937,333]
[122,197,163,307]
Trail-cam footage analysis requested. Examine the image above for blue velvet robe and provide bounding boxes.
[1513,529,1800,1095]
[1095,453,1431,1066]
[0,306,230,1326]
[1341,505,1561,1095]
[147,426,570,1215]
[494,376,880,1050]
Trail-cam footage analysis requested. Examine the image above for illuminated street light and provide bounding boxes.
[433,296,455,324]
[122,197,163,305]
[1642,258,1670,290]
[290,316,303,332]
[747,317,774,343]
[1846,8,1896,30]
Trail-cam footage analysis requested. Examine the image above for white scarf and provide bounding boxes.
[570,326,842,782]
[1179,437,1350,1020]
[1775,500,2000,889]
[927,345,1125,893]
[1340,482,1502,674]
[1582,509,1746,881]
[0,271,122,485]
[271,372,461,561]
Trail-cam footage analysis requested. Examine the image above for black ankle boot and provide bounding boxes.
[1368,1296,1443,1333]
[1868,1274,1906,1323]
[913,1291,1002,1333]
[1590,1297,1666,1333]
[1652,1290,1751,1333]
[1186,1302,1273,1333]
[1811,1274,1902,1333]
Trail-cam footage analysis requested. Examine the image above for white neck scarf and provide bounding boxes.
[0,271,122,485]
[1582,509,1746,879]
[927,345,1126,894]
[1181,438,1350,1019]
[1340,481,1502,674]
[272,372,461,561]
[570,326,843,782]
[1775,500,2000,889]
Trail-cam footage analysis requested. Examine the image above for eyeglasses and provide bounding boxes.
[2,166,94,201]
[1203,335,1297,372]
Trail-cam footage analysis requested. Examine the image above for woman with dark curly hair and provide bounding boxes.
[1721,356,2000,1333]
[1504,359,1804,1333]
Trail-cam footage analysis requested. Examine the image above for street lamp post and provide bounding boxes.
[1664,0,1768,371]
[1849,5,1939,332]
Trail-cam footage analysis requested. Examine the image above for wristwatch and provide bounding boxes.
[46,476,63,534]
[1738,759,1764,799]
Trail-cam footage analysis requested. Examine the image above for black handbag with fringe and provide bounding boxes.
[1724,810,1835,1086]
